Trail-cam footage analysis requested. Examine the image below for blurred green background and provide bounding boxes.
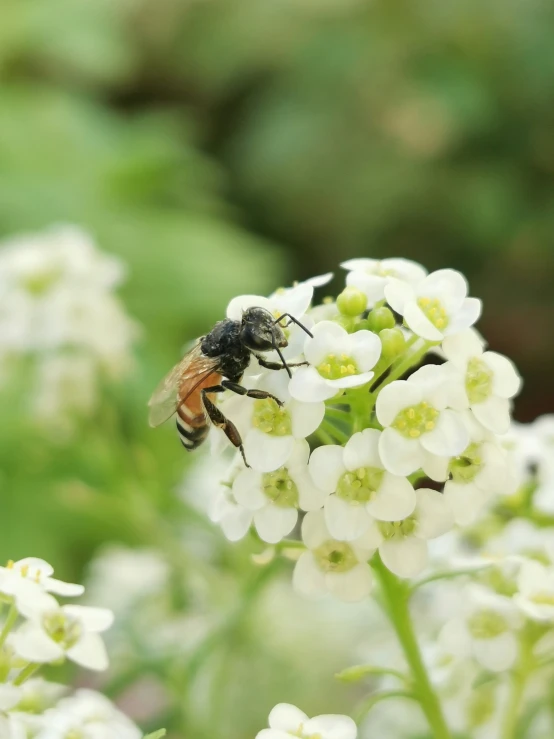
[1,0,553,736]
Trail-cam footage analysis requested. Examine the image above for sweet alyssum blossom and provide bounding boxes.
[232,440,328,543]
[341,257,427,308]
[376,364,469,479]
[13,598,114,671]
[219,369,325,472]
[364,488,454,577]
[256,703,357,739]
[438,584,522,672]
[514,559,554,622]
[0,558,83,613]
[294,511,375,601]
[443,329,521,434]
[308,429,416,541]
[289,321,381,402]
[385,268,481,341]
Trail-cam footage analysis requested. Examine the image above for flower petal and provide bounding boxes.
[325,564,374,603]
[403,301,444,341]
[254,505,297,544]
[484,352,522,399]
[63,605,114,632]
[367,473,416,521]
[380,537,428,578]
[445,297,482,335]
[226,295,272,321]
[443,480,487,526]
[475,632,518,672]
[12,622,63,664]
[347,271,388,305]
[67,632,108,671]
[268,704,308,732]
[295,470,329,511]
[348,330,382,371]
[289,399,325,439]
[376,381,422,427]
[244,429,295,473]
[328,371,374,389]
[301,510,330,549]
[220,506,253,541]
[438,618,472,659]
[471,396,511,434]
[43,579,84,597]
[420,409,468,457]
[293,552,326,598]
[289,366,338,402]
[233,468,266,510]
[378,428,423,477]
[442,329,485,368]
[384,278,414,314]
[308,445,345,494]
[418,269,467,312]
[414,488,454,540]
[421,450,450,482]
[343,428,382,470]
[324,495,371,541]
[272,282,313,317]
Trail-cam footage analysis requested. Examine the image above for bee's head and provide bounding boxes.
[240,307,287,352]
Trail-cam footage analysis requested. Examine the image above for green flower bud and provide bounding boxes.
[334,314,357,332]
[337,287,367,317]
[367,306,395,332]
[380,328,406,359]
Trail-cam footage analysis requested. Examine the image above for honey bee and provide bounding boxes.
[148,307,312,466]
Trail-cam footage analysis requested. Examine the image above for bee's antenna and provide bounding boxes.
[273,313,313,338]
[272,331,292,379]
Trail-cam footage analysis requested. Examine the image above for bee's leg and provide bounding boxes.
[220,380,284,407]
[254,356,309,372]
[201,389,249,467]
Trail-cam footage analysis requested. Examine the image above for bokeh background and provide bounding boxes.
[1,0,553,736]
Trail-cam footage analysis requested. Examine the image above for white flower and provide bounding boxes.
[376,364,469,478]
[308,429,416,541]
[208,458,254,542]
[293,511,375,601]
[227,281,315,361]
[438,585,522,672]
[224,370,325,472]
[13,598,113,671]
[34,689,141,739]
[289,321,381,402]
[444,412,516,525]
[232,440,328,543]
[0,558,83,613]
[256,703,356,739]
[0,684,22,711]
[514,559,554,622]
[365,488,454,577]
[385,268,481,341]
[443,329,521,434]
[341,257,427,307]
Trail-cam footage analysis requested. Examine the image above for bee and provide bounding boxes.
[148,307,312,466]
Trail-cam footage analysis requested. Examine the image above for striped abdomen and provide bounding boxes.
[176,371,221,451]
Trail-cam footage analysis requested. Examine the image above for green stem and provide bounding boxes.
[0,602,18,648]
[373,556,452,739]
[354,689,416,724]
[14,662,40,685]
[500,637,533,739]
[367,340,434,412]
[320,420,350,445]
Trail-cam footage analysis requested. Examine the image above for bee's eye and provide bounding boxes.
[241,325,273,352]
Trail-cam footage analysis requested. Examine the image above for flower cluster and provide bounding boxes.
[0,557,158,738]
[208,260,521,601]
[0,225,138,430]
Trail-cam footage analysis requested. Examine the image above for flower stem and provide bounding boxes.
[14,662,40,685]
[0,602,18,648]
[500,635,534,739]
[373,556,452,739]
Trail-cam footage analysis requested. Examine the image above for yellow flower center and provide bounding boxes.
[449,443,482,484]
[417,296,449,330]
[252,398,292,436]
[337,467,384,504]
[262,469,298,508]
[43,611,82,650]
[314,541,358,573]
[467,609,508,639]
[466,357,493,404]
[316,353,359,380]
[378,518,417,540]
[392,401,439,439]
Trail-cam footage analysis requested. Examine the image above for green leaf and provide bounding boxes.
[143,731,166,739]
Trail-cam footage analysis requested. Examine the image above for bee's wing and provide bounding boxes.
[148,342,218,428]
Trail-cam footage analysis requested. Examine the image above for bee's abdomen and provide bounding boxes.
[176,403,209,451]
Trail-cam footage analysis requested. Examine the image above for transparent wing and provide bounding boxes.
[148,342,217,427]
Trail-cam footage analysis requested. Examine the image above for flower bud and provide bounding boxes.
[380,328,406,359]
[367,306,395,332]
[336,287,367,317]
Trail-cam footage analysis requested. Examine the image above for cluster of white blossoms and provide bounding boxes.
[209,259,521,601]
[256,703,357,739]
[0,225,137,429]
[0,557,159,738]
